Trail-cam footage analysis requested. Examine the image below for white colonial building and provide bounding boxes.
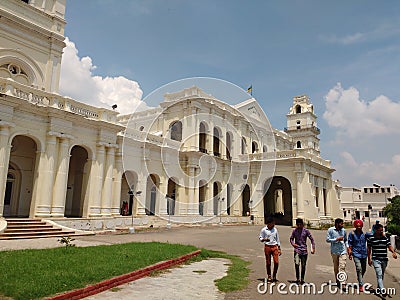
[340,184,398,227]
[0,0,342,231]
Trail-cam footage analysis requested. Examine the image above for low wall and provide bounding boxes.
[47,215,251,232]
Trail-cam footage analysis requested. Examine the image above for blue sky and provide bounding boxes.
[60,0,400,188]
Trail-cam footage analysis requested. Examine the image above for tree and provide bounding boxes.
[384,195,400,235]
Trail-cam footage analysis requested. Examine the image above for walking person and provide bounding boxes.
[326,218,349,286]
[367,223,397,296]
[259,217,281,282]
[289,218,315,284]
[348,219,367,292]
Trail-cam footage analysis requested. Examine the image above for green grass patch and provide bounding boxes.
[0,242,251,299]
[198,249,251,292]
[0,242,197,300]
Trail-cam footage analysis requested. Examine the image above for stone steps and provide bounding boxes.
[0,218,81,240]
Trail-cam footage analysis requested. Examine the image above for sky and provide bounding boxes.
[60,0,400,188]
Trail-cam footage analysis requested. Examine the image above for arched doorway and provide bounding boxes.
[146,174,159,215]
[263,176,292,225]
[199,180,206,216]
[227,183,232,215]
[121,171,138,215]
[167,178,177,215]
[65,146,89,217]
[3,168,21,217]
[242,184,250,216]
[4,135,37,217]
[213,182,221,216]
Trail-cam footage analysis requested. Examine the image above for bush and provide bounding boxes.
[387,223,400,236]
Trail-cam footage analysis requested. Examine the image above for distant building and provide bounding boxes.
[339,184,398,226]
[0,0,342,230]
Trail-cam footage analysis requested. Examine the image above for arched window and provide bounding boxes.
[199,122,207,153]
[170,121,182,141]
[226,132,232,160]
[252,141,259,153]
[213,127,220,157]
[241,137,247,154]
[263,145,268,153]
[296,141,302,148]
[296,105,301,114]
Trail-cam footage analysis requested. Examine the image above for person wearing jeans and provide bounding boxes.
[326,218,348,286]
[367,223,397,295]
[290,218,315,284]
[348,219,367,292]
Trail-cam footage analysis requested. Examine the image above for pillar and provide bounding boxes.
[36,134,58,217]
[88,143,105,217]
[111,149,122,216]
[187,166,198,215]
[0,124,12,217]
[51,137,70,217]
[101,146,115,216]
[296,172,305,218]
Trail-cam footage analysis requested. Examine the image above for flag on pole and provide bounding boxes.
[247,85,253,95]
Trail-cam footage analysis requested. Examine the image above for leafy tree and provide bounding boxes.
[384,195,400,235]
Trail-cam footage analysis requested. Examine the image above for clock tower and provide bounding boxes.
[285,95,320,154]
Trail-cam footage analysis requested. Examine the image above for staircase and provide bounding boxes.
[0,218,80,240]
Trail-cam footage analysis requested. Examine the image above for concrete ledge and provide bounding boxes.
[46,250,202,300]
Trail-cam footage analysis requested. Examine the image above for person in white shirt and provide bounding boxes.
[259,217,282,282]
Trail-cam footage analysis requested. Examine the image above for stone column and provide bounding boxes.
[36,134,58,217]
[319,187,325,216]
[159,175,168,216]
[208,110,214,155]
[101,146,115,216]
[0,124,12,217]
[325,188,332,217]
[187,166,198,215]
[296,172,305,218]
[51,137,70,217]
[111,149,123,216]
[135,178,146,215]
[88,143,105,217]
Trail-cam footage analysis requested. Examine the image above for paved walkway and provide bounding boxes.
[1,225,400,299]
[85,258,229,300]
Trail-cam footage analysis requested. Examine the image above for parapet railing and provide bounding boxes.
[0,78,118,123]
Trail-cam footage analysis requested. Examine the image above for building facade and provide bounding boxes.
[340,184,398,227]
[0,0,342,230]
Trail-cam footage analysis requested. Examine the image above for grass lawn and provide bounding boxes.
[0,242,250,300]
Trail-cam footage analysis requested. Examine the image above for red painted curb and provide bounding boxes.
[47,250,201,300]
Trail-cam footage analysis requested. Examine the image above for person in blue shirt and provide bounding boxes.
[326,218,349,286]
[371,220,380,235]
[348,219,367,292]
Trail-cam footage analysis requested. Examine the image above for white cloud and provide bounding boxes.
[320,23,400,45]
[323,83,400,187]
[59,37,146,115]
[323,83,400,138]
[334,152,400,187]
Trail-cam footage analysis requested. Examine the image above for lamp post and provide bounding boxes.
[166,195,171,229]
[129,191,141,233]
[249,199,253,225]
[219,197,225,225]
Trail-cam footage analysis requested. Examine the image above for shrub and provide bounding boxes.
[387,224,400,236]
